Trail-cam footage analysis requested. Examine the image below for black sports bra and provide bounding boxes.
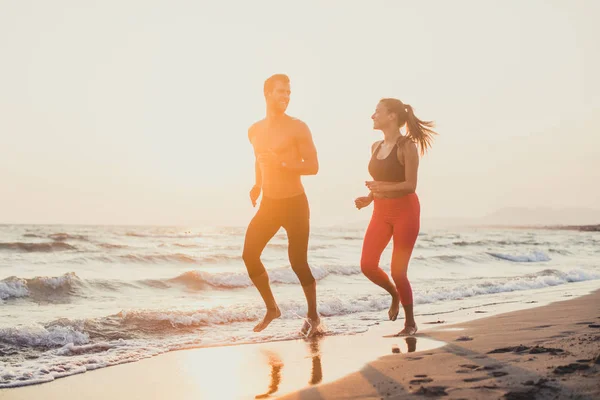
[368,142,405,182]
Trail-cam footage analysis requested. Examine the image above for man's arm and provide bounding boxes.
[248,125,262,188]
[253,160,262,188]
[281,121,319,175]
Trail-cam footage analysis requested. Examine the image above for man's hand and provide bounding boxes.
[249,185,261,207]
[257,150,285,170]
[354,196,373,210]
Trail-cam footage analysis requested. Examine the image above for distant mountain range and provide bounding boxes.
[422,207,600,229]
[324,207,600,231]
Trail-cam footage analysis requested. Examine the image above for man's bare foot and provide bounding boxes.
[300,316,321,338]
[397,324,418,336]
[254,307,281,332]
[388,295,400,321]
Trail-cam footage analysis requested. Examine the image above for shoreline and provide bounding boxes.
[1,282,599,399]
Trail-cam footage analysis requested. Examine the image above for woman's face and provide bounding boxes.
[371,102,395,131]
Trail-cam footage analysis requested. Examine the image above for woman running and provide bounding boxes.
[354,98,437,336]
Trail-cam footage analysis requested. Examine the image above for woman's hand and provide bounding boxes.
[354,196,373,210]
[365,181,397,192]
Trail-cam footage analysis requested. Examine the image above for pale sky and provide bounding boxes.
[1,0,599,227]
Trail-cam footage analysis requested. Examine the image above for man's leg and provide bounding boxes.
[283,195,319,333]
[242,204,282,332]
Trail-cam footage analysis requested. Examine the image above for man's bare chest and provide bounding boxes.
[252,129,297,154]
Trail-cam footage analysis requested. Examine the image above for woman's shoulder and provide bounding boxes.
[370,140,383,154]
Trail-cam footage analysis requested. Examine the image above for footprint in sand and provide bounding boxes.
[463,376,489,382]
[532,324,554,329]
[476,365,502,371]
[413,386,448,396]
[410,378,433,384]
[504,388,539,399]
[553,363,591,375]
[456,336,473,342]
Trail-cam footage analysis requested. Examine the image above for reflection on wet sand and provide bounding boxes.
[254,334,433,398]
[255,351,283,399]
[406,336,417,353]
[308,337,323,385]
[256,336,324,399]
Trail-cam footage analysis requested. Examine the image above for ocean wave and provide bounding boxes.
[113,308,257,329]
[452,239,549,247]
[48,233,88,242]
[413,254,468,263]
[119,253,198,264]
[0,242,76,253]
[487,251,550,262]
[97,243,129,249]
[0,324,89,348]
[125,232,203,239]
[0,273,81,300]
[416,269,599,304]
[0,279,29,300]
[22,233,43,238]
[170,264,362,289]
[87,252,241,265]
[452,240,489,247]
[7,268,596,338]
[170,243,199,248]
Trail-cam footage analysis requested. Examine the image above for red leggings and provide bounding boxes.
[360,193,420,305]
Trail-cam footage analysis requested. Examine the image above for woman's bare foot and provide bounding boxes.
[254,307,281,332]
[388,295,400,321]
[397,324,418,336]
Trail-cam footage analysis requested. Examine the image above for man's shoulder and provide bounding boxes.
[249,118,267,131]
[285,116,310,135]
[248,119,267,140]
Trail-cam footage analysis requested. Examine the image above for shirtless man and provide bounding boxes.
[242,74,320,335]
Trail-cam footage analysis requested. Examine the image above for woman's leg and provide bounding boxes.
[390,194,420,333]
[360,209,400,320]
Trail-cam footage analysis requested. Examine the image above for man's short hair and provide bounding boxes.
[264,74,290,96]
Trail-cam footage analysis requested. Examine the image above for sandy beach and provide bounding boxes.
[1,285,598,400]
[282,289,600,400]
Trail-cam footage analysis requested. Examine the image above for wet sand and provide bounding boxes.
[282,289,600,400]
